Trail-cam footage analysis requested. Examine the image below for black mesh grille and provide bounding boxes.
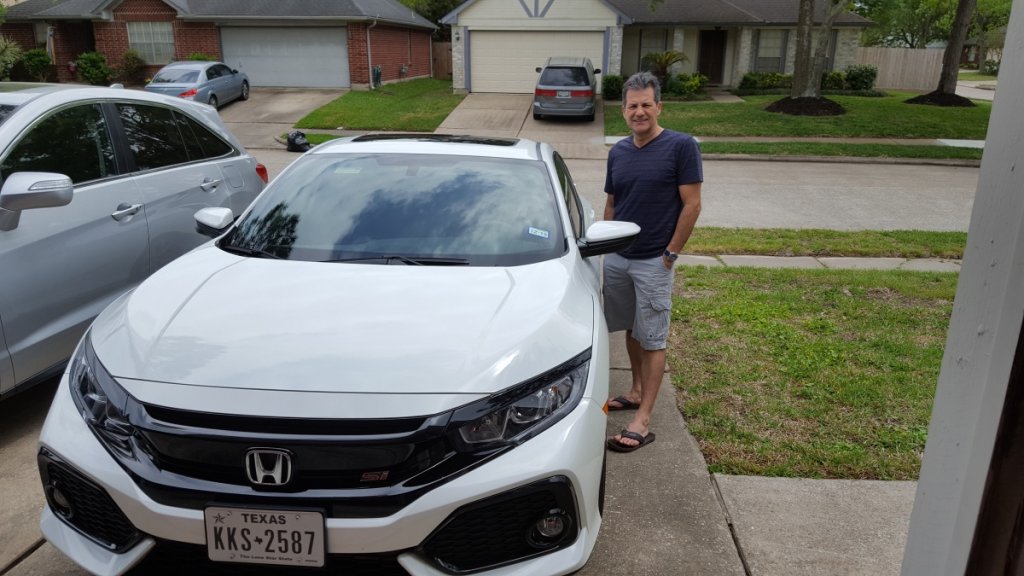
[422,478,578,572]
[45,462,140,551]
[127,540,410,576]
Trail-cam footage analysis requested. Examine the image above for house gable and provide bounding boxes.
[454,0,619,30]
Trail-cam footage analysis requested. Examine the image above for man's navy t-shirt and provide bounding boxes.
[605,129,703,259]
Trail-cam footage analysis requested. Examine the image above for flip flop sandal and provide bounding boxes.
[606,429,656,453]
[607,395,641,411]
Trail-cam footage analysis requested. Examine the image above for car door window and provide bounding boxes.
[205,66,220,80]
[1,104,116,184]
[117,103,191,171]
[554,154,583,238]
[172,112,234,160]
[211,64,231,77]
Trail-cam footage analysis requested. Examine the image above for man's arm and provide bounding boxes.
[603,194,615,221]
[664,182,702,263]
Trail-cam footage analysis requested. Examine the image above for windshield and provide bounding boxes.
[539,67,589,87]
[151,69,199,83]
[222,153,566,266]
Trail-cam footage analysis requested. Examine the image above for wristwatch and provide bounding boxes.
[663,250,679,262]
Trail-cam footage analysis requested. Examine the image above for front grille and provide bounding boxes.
[39,452,140,551]
[421,476,579,573]
[127,540,410,576]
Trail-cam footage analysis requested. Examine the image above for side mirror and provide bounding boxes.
[536,67,542,73]
[594,68,602,74]
[0,172,74,232]
[578,220,640,258]
[194,206,234,238]
[231,69,239,74]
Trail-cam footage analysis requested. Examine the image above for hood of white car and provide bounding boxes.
[90,246,596,398]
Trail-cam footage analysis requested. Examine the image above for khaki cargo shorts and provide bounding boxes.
[602,253,676,351]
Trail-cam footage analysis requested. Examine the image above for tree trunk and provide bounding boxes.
[790,0,815,98]
[939,0,978,93]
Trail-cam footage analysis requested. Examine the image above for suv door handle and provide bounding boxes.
[200,178,222,191]
[111,203,142,222]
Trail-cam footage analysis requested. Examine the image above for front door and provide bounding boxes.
[698,30,727,85]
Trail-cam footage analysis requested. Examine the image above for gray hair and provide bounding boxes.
[622,71,661,103]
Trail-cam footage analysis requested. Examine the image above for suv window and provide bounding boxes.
[1,104,116,184]
[173,112,234,160]
[539,67,589,87]
[117,103,191,171]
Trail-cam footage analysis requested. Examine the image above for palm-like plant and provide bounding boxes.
[641,50,688,88]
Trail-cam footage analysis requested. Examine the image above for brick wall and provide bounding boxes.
[94,0,177,78]
[1,24,38,51]
[348,23,369,86]
[174,22,220,61]
[369,26,431,82]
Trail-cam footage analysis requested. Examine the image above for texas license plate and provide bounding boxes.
[557,90,570,98]
[205,506,325,568]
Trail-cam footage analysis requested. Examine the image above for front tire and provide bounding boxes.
[240,81,250,101]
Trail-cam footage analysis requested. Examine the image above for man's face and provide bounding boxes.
[622,86,662,137]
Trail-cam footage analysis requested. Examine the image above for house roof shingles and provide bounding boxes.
[603,0,871,26]
[6,0,436,29]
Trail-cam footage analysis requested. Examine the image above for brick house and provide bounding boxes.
[1,0,436,88]
[441,0,872,93]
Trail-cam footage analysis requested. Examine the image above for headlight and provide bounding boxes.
[449,350,591,452]
[69,333,135,457]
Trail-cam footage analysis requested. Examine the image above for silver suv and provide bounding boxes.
[0,84,265,399]
[533,56,601,122]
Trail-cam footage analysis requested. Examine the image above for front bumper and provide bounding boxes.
[38,373,606,576]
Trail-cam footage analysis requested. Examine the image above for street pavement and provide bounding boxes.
[0,88,980,576]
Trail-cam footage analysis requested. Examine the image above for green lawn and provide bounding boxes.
[670,267,956,480]
[687,228,967,259]
[699,142,983,161]
[958,71,998,82]
[606,92,992,139]
[294,79,464,132]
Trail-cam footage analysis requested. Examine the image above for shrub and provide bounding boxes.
[0,37,24,81]
[666,72,708,98]
[75,51,114,85]
[22,48,52,82]
[117,49,148,85]
[981,59,1000,76]
[844,64,878,91]
[602,74,624,100]
[640,50,688,89]
[738,72,792,90]
[188,52,216,61]
[821,71,845,90]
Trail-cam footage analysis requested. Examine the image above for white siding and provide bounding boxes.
[221,27,350,88]
[459,0,617,30]
[469,30,604,93]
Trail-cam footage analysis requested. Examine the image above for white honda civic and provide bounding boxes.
[38,135,640,575]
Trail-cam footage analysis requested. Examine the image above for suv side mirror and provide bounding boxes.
[578,221,640,258]
[594,68,601,74]
[536,67,542,73]
[0,172,74,232]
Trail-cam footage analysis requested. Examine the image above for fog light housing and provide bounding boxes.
[527,508,572,549]
[49,482,73,517]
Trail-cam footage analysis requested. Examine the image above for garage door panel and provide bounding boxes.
[470,31,603,93]
[221,27,349,88]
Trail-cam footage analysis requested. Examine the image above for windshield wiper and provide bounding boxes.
[220,244,283,259]
[325,255,469,266]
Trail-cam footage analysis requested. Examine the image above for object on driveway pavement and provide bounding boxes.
[287,130,312,152]
[533,56,600,122]
[144,61,250,109]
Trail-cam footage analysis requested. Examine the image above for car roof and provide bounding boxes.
[543,56,592,68]
[159,61,218,69]
[312,134,548,162]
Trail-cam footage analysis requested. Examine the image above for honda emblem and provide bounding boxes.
[245,448,293,486]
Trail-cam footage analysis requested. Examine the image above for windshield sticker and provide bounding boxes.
[528,227,550,239]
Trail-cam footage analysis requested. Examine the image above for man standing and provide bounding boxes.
[604,71,703,452]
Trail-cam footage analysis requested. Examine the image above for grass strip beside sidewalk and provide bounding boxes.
[686,228,967,259]
[670,267,956,480]
[699,142,983,161]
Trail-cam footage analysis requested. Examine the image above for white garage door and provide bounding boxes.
[221,27,350,88]
[469,31,604,93]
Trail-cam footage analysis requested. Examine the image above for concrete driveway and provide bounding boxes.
[218,87,345,149]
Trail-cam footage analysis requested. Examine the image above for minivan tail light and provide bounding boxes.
[571,90,593,98]
[178,88,198,99]
[255,163,269,184]
[535,89,557,97]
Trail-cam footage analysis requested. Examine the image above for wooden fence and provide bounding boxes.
[432,42,452,79]
[856,47,943,92]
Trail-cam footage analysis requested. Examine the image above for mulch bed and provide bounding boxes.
[764,97,846,116]
[904,90,977,107]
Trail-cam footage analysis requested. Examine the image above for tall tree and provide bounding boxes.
[971,0,1012,68]
[907,0,978,106]
[857,0,955,47]
[397,0,463,39]
[768,0,851,115]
